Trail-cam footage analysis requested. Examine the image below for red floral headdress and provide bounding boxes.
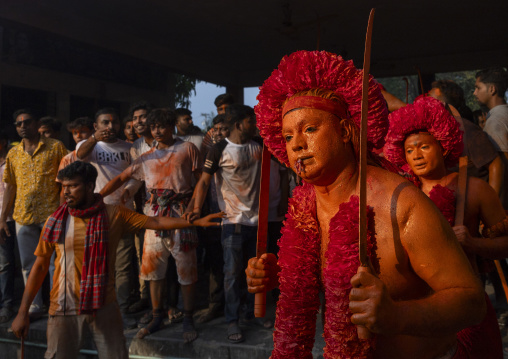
[255,50,389,166]
[383,95,463,173]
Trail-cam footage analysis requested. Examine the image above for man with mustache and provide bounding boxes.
[10,160,222,358]
[0,108,67,321]
[101,108,202,343]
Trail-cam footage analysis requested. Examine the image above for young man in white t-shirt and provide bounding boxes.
[186,104,262,343]
[101,108,202,343]
[76,108,141,328]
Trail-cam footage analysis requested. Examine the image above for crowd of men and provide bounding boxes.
[0,92,290,356]
[0,65,507,357]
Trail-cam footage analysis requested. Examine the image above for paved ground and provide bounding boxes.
[1,271,508,358]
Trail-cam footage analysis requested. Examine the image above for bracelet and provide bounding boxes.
[91,133,96,141]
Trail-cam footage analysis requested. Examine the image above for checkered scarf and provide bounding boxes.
[42,194,109,314]
[149,189,197,251]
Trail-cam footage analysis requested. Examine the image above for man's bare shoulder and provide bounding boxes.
[366,165,424,203]
[365,165,436,229]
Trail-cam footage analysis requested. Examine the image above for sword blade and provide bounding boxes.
[359,8,375,268]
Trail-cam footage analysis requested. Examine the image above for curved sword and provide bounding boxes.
[358,7,375,340]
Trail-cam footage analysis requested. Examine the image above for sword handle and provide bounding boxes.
[255,292,267,318]
[356,265,373,339]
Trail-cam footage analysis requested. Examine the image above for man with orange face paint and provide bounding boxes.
[246,51,485,358]
[384,95,505,358]
[101,108,202,343]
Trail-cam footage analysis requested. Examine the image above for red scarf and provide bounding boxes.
[42,194,109,314]
[272,182,377,358]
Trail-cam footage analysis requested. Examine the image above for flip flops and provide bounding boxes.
[168,309,184,324]
[227,322,244,343]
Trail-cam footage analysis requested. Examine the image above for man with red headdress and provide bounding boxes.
[384,95,506,358]
[246,50,485,358]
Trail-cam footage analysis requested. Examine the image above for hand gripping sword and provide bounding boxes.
[254,145,272,317]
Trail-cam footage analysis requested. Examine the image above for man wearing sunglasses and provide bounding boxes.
[0,109,67,321]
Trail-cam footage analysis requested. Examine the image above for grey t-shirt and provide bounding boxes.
[484,105,508,152]
[484,104,508,208]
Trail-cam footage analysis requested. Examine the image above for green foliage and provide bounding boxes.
[174,74,198,108]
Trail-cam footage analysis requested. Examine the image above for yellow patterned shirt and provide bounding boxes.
[3,137,67,225]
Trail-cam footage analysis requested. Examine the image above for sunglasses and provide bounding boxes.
[14,119,34,127]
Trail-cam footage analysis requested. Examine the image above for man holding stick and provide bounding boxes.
[246,50,485,358]
[384,95,507,357]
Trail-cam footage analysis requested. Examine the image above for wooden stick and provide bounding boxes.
[358,8,375,340]
[415,66,424,95]
[494,260,508,305]
[21,337,24,359]
[454,156,468,226]
[254,145,272,317]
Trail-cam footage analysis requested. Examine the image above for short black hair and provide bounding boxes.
[224,104,255,129]
[212,114,226,126]
[472,109,487,126]
[214,93,235,107]
[175,108,192,118]
[123,115,133,126]
[57,161,98,186]
[13,108,35,121]
[128,101,154,119]
[95,108,119,122]
[146,108,177,128]
[67,117,94,132]
[476,67,508,97]
[39,116,62,132]
[431,80,473,122]
[431,80,464,109]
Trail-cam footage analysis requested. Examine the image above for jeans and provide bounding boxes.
[221,223,257,323]
[0,221,16,308]
[16,222,46,310]
[202,227,224,312]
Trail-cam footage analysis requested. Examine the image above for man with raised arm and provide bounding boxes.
[76,107,141,328]
[10,161,222,358]
[245,51,485,359]
[100,108,202,342]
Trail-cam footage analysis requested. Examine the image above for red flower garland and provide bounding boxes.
[273,183,321,358]
[273,182,376,358]
[428,185,456,226]
[324,195,377,358]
